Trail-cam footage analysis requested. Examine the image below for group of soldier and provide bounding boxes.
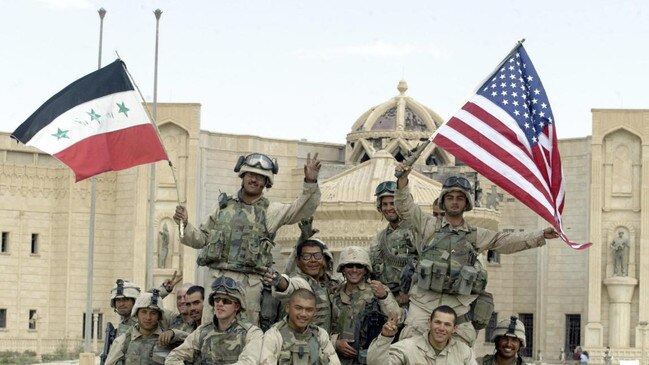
[103,151,561,365]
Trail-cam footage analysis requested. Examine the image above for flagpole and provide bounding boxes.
[147,9,163,290]
[84,6,106,355]
[470,38,526,95]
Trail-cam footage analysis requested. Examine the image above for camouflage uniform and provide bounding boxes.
[479,354,527,365]
[165,317,263,365]
[260,318,340,365]
[367,331,477,365]
[181,182,320,325]
[395,184,547,343]
[368,220,416,298]
[105,292,169,365]
[105,325,163,365]
[330,281,400,365]
[273,267,339,334]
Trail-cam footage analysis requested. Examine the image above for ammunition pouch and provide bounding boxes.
[470,292,495,330]
[417,260,447,293]
[452,266,477,296]
[290,341,310,365]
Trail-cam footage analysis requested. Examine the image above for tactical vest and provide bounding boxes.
[197,194,274,271]
[299,272,334,334]
[480,354,526,365]
[168,315,195,333]
[277,322,325,365]
[372,223,415,293]
[416,221,487,296]
[333,284,385,364]
[117,317,138,337]
[332,285,377,343]
[120,330,160,365]
[195,320,252,365]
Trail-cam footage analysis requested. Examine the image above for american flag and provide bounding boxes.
[432,43,590,249]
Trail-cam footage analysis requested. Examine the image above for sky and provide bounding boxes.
[1,0,647,144]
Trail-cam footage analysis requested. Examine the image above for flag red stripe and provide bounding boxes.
[54,124,168,182]
[445,114,555,207]
[457,102,556,203]
[434,133,557,224]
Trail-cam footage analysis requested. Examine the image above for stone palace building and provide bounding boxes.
[1,81,648,363]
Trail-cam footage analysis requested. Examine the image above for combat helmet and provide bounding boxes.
[374,180,397,208]
[208,276,246,311]
[110,279,141,308]
[491,316,526,347]
[337,246,372,274]
[438,176,474,212]
[131,289,164,317]
[234,153,279,188]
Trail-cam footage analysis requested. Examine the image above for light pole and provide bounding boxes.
[640,321,648,365]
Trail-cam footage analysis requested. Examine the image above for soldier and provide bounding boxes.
[260,289,340,365]
[165,276,263,365]
[367,305,476,365]
[369,181,417,306]
[331,246,401,365]
[110,276,182,337]
[184,286,205,327]
[264,237,339,334]
[394,166,559,345]
[478,316,527,365]
[174,152,321,325]
[167,282,195,332]
[105,291,174,365]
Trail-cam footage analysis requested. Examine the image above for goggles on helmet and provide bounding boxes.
[212,276,241,293]
[115,279,124,296]
[246,153,276,171]
[442,176,472,191]
[374,181,397,196]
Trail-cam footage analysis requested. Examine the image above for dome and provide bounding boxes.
[345,80,451,167]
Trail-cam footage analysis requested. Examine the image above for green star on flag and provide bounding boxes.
[87,109,101,123]
[117,102,130,117]
[51,128,70,140]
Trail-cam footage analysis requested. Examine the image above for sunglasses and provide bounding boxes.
[299,252,324,261]
[212,276,240,292]
[343,263,366,270]
[442,176,472,191]
[213,297,237,305]
[375,181,397,196]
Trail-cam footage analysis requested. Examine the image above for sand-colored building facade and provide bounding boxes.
[1,84,647,363]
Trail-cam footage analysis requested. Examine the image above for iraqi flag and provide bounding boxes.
[11,60,168,182]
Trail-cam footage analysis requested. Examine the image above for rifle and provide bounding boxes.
[353,299,387,365]
[100,322,117,365]
[394,140,431,178]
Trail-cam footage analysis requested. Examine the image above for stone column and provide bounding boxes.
[604,276,638,347]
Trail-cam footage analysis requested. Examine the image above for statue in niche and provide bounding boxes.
[158,223,170,268]
[559,348,565,365]
[611,230,630,276]
[486,185,502,211]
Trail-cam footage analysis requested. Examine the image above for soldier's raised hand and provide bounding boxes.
[543,227,560,239]
[381,314,398,337]
[395,162,411,188]
[304,152,321,183]
[173,205,188,226]
[163,270,183,292]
